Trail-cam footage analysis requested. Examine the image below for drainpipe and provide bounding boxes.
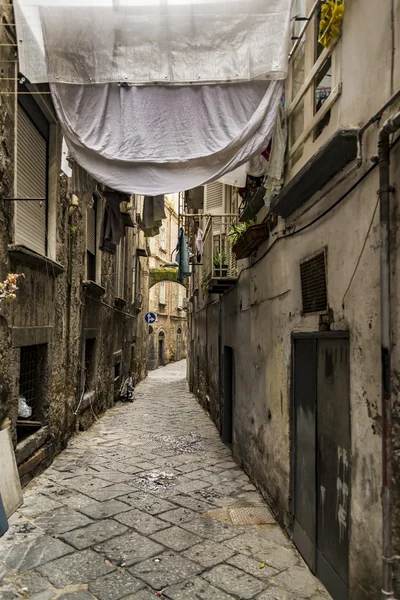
[378,111,400,600]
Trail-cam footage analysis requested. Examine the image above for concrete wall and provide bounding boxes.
[0,7,149,485]
[188,2,400,597]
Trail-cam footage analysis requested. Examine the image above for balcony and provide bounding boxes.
[271,0,357,218]
[202,215,238,294]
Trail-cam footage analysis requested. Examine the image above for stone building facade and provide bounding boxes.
[187,2,400,599]
[147,195,187,370]
[0,4,149,488]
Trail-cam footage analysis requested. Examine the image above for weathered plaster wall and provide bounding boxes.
[189,122,400,600]
[0,6,149,483]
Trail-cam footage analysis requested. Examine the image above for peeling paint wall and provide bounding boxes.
[188,2,400,596]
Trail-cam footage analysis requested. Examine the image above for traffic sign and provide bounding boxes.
[145,312,156,324]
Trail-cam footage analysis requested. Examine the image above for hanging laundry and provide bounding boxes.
[176,227,190,284]
[195,228,204,263]
[99,187,129,255]
[264,105,287,208]
[246,154,269,178]
[142,195,166,237]
[70,159,96,203]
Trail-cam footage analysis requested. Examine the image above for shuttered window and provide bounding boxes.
[15,107,48,256]
[205,182,223,212]
[159,281,166,305]
[86,197,97,281]
[115,230,126,298]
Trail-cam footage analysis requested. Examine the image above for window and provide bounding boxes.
[86,195,97,281]
[287,1,341,170]
[159,281,166,305]
[160,223,166,252]
[84,338,97,392]
[115,230,127,299]
[178,285,184,310]
[300,250,328,314]
[18,344,47,432]
[15,104,49,256]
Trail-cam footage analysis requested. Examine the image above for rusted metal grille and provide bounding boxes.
[300,250,328,314]
[19,346,39,418]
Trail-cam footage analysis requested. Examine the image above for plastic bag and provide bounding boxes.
[18,396,32,419]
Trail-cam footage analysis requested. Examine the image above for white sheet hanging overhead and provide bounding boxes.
[14,0,292,85]
[51,80,283,195]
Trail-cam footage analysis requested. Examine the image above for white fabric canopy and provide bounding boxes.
[15,0,292,85]
[51,81,283,195]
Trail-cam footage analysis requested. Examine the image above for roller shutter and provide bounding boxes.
[15,107,47,256]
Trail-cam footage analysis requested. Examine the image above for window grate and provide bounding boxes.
[19,346,39,418]
[300,250,328,314]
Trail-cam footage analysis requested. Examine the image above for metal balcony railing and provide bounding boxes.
[202,214,238,282]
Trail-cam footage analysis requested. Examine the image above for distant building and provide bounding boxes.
[146,194,188,370]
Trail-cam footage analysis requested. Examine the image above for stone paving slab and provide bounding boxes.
[36,548,115,587]
[93,530,164,567]
[129,551,202,590]
[164,576,236,599]
[203,563,265,599]
[2,535,73,573]
[114,507,169,535]
[0,361,331,600]
[60,519,128,549]
[88,569,145,599]
[33,506,93,535]
[74,499,131,520]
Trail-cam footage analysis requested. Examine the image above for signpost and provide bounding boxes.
[144,312,156,324]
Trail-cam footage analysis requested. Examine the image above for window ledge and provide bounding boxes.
[83,280,106,297]
[8,245,64,277]
[115,297,127,308]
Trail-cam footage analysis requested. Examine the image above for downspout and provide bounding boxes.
[378,111,400,600]
[218,295,222,435]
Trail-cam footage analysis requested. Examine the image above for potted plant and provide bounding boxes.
[213,249,228,277]
[229,220,269,260]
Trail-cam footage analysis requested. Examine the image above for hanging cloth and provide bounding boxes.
[50,80,283,195]
[176,227,190,284]
[99,187,129,254]
[195,228,204,263]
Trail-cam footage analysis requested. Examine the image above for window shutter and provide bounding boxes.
[15,107,47,256]
[205,182,223,213]
[159,281,166,304]
[86,202,96,254]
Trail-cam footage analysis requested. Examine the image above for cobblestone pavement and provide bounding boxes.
[0,361,332,600]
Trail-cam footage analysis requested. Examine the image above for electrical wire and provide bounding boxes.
[232,133,400,286]
[341,194,379,309]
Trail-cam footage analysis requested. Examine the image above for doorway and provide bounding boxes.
[221,346,234,444]
[291,333,350,600]
[176,327,182,361]
[158,331,165,367]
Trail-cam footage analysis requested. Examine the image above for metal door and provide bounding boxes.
[292,334,350,600]
[316,338,350,598]
[292,338,317,571]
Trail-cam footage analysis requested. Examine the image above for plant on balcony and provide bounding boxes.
[228,221,251,247]
[230,220,270,260]
[213,249,228,277]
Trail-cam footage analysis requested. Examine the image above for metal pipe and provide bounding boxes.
[378,111,400,600]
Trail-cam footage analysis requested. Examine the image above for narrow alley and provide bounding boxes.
[0,362,330,600]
